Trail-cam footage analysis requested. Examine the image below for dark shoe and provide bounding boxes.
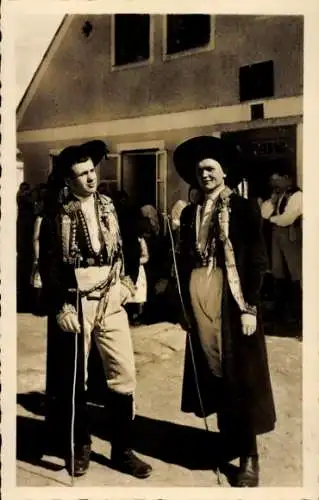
[237,455,259,487]
[65,443,91,477]
[131,315,143,327]
[111,449,152,479]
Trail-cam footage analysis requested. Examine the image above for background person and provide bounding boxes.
[17,182,35,312]
[125,219,149,326]
[261,164,302,328]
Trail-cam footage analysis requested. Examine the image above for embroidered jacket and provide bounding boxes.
[39,193,139,313]
[178,193,268,309]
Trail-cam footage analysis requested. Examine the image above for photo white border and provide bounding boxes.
[2,1,319,499]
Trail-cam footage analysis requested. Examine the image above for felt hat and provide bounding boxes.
[173,135,243,188]
[53,140,108,181]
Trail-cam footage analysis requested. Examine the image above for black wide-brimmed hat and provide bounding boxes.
[173,135,243,188]
[53,140,108,182]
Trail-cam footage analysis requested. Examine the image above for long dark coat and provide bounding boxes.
[178,193,276,436]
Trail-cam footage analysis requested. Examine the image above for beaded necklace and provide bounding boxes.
[62,193,121,266]
[74,210,105,266]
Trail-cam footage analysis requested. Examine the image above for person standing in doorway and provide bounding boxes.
[173,136,276,487]
[261,163,302,329]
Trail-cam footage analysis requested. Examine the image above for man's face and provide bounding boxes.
[196,158,226,193]
[67,158,97,197]
[270,173,291,193]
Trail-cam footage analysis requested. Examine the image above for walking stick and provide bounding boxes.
[166,215,222,486]
[68,255,118,485]
[70,255,81,486]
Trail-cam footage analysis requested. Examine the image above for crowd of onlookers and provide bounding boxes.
[17,166,302,336]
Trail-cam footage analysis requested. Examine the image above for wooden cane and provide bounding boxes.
[70,255,81,486]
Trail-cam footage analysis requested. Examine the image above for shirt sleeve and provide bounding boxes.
[139,237,149,263]
[261,199,274,219]
[270,191,302,227]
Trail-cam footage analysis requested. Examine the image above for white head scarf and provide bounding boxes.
[141,204,160,235]
[171,199,187,230]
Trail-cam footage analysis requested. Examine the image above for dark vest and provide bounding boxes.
[75,211,109,267]
[275,187,302,227]
[276,187,301,213]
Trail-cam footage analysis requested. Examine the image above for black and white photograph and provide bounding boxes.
[1,1,319,499]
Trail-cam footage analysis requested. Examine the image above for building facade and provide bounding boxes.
[17,14,303,217]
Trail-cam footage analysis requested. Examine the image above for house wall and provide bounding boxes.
[19,115,302,211]
[18,14,303,131]
[17,14,303,209]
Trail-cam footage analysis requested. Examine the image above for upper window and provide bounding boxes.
[113,14,150,67]
[239,60,275,102]
[165,14,211,56]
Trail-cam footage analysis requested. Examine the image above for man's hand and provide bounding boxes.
[241,313,257,336]
[120,283,133,305]
[57,306,81,334]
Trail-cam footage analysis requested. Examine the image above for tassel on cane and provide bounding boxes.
[166,215,222,486]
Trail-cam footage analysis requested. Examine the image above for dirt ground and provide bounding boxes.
[16,313,302,488]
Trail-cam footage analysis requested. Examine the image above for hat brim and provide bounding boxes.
[54,140,108,181]
[80,140,108,166]
[173,136,243,188]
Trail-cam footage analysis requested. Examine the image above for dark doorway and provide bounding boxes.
[222,125,298,277]
[222,125,297,201]
[121,151,157,208]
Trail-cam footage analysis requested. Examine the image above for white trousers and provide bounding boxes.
[81,280,136,395]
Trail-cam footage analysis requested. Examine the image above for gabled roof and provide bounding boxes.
[17,15,72,127]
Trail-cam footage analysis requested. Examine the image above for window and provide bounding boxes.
[166,14,211,55]
[239,60,274,102]
[97,153,120,190]
[113,14,150,67]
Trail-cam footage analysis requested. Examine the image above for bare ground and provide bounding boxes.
[16,313,302,487]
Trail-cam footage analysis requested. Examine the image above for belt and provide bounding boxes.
[79,257,108,268]
[64,256,110,267]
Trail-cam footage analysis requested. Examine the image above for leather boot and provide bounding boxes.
[109,391,152,479]
[237,455,259,487]
[63,401,91,477]
[65,443,91,477]
[237,432,259,487]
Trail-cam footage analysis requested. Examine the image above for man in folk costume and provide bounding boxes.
[39,140,152,479]
[173,136,276,487]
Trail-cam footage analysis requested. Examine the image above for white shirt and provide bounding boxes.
[76,194,102,253]
[197,184,226,252]
[261,191,302,227]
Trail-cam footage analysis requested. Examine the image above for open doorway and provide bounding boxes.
[222,125,297,200]
[121,150,157,208]
[222,125,298,298]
